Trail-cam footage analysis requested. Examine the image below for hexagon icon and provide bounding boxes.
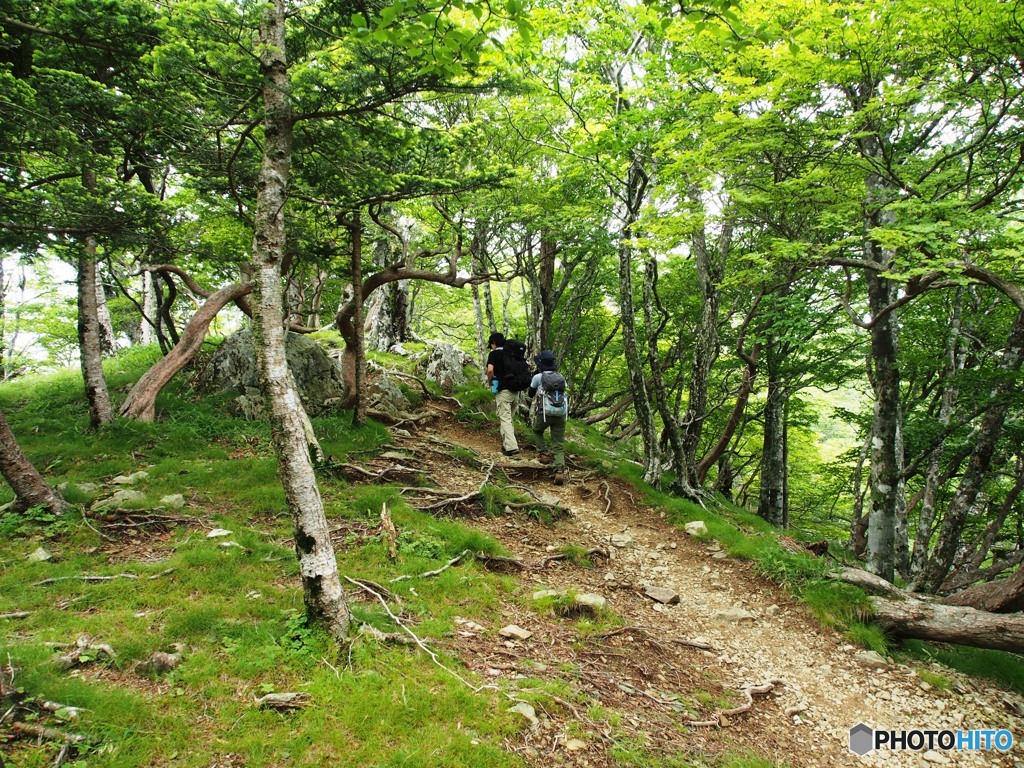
[849,723,875,756]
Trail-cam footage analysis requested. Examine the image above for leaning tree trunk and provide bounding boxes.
[919,310,1024,593]
[76,191,114,429]
[0,410,69,515]
[119,283,253,421]
[251,0,348,639]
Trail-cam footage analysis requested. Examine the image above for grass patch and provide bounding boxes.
[899,641,1024,694]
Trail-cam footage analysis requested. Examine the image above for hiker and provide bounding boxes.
[486,332,533,456]
[528,349,568,486]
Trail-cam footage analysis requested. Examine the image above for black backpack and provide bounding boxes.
[501,339,532,392]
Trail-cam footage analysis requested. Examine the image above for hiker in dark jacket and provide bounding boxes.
[528,350,568,486]
[486,332,520,456]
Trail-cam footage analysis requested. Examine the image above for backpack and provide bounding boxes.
[539,371,568,419]
[501,339,533,392]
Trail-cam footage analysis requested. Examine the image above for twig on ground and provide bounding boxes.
[391,549,472,582]
[0,612,30,620]
[474,553,530,572]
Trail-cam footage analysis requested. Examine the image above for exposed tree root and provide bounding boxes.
[686,679,784,727]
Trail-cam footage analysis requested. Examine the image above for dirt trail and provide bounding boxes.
[391,415,1023,768]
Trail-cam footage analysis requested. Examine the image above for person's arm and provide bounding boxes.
[486,363,495,386]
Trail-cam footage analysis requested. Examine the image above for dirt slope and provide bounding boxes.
[387,412,1024,768]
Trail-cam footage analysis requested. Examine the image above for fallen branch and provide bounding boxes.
[34,573,138,587]
[686,679,784,727]
[342,576,494,694]
[358,623,421,646]
[0,612,29,620]
[256,692,309,711]
[391,549,472,582]
[10,721,87,744]
[55,635,116,670]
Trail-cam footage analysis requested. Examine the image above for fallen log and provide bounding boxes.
[835,568,1024,654]
[871,596,1024,654]
[941,565,1024,613]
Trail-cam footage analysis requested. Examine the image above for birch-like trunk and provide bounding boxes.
[250,0,348,638]
[141,271,158,345]
[681,213,728,487]
[0,410,69,515]
[350,214,367,426]
[617,158,660,485]
[94,264,115,354]
[77,191,114,428]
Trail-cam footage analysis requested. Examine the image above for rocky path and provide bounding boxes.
[392,416,1023,768]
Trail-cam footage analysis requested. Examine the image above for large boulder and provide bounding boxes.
[422,342,472,392]
[198,329,346,419]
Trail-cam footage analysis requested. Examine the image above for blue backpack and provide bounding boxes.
[540,371,568,420]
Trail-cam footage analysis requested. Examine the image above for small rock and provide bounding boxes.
[855,651,889,670]
[28,547,53,562]
[919,681,932,692]
[575,593,607,611]
[712,552,729,559]
[684,521,709,537]
[712,606,755,623]
[765,605,781,617]
[206,528,233,538]
[135,651,181,676]
[533,590,561,601]
[499,625,533,641]
[111,471,149,485]
[922,750,950,764]
[644,586,680,605]
[219,541,243,549]
[565,738,587,751]
[160,494,186,509]
[94,489,147,509]
[610,533,634,548]
[508,702,539,727]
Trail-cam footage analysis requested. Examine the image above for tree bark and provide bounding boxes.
[871,596,1024,654]
[681,212,728,487]
[758,351,788,527]
[616,157,660,485]
[119,283,253,421]
[942,566,1024,613]
[76,181,114,428]
[348,213,367,426]
[251,0,348,639]
[0,410,69,515]
[920,310,1024,592]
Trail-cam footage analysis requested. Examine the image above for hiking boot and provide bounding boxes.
[553,471,565,486]
[502,448,520,457]
[538,453,554,465]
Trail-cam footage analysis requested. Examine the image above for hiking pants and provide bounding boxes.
[496,389,520,452]
[532,411,566,470]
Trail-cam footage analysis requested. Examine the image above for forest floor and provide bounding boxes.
[382,406,1024,768]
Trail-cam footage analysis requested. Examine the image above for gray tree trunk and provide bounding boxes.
[0,410,69,515]
[681,211,729,487]
[920,310,1024,592]
[910,293,964,579]
[758,353,787,527]
[141,271,158,346]
[349,213,367,426]
[95,264,115,354]
[251,0,349,639]
[616,157,661,485]
[77,188,114,429]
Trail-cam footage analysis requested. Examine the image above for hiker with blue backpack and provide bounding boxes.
[528,350,568,486]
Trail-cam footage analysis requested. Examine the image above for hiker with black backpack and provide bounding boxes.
[485,332,533,456]
[528,350,568,486]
